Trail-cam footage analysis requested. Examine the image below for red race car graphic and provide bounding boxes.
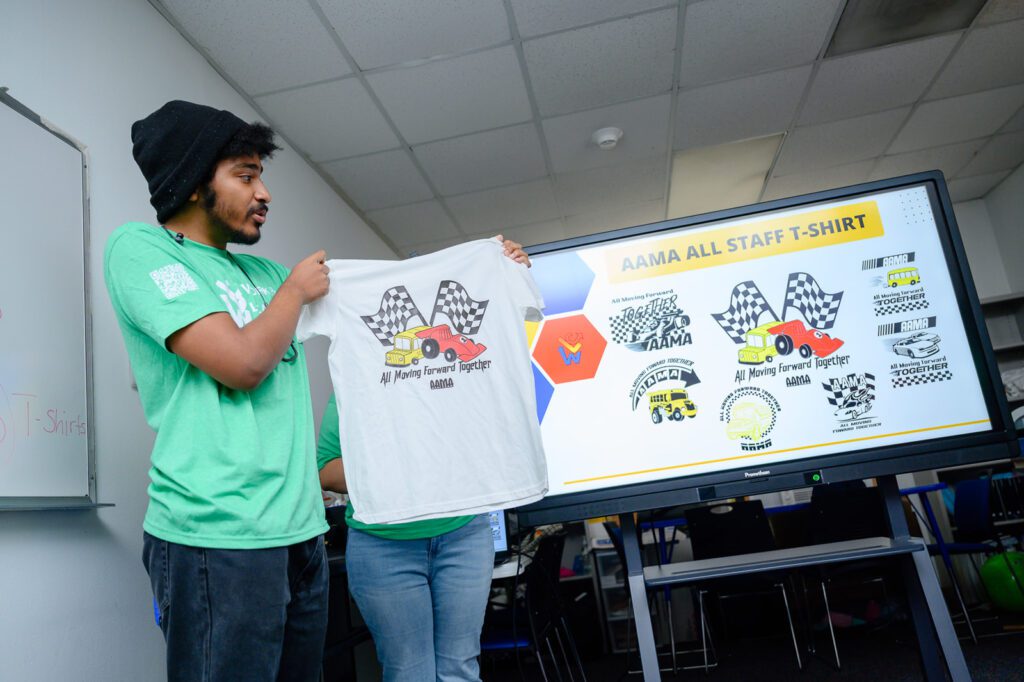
[769,319,843,359]
[416,324,486,362]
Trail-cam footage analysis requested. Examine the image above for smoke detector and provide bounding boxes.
[592,127,623,150]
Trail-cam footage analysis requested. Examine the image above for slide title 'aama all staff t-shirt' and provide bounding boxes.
[298,239,548,524]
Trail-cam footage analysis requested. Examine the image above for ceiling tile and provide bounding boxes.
[498,220,568,247]
[800,34,961,126]
[1002,106,1024,133]
[679,0,842,88]
[511,0,673,37]
[319,0,509,70]
[255,79,399,161]
[669,135,782,219]
[543,95,671,174]
[161,0,350,94]
[366,46,532,144]
[762,160,875,202]
[957,131,1024,177]
[774,108,910,176]
[413,124,547,195]
[889,84,1024,153]
[555,156,665,216]
[563,200,665,238]
[446,179,559,234]
[675,66,812,151]
[402,236,468,257]
[927,20,1024,100]
[869,140,983,181]
[524,9,676,117]
[367,200,459,246]
[977,0,1024,25]
[946,170,1013,202]
[321,150,434,211]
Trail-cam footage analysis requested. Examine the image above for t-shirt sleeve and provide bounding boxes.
[105,230,227,347]
[499,247,545,322]
[316,393,342,470]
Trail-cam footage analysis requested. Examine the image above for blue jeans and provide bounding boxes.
[345,514,495,682]
[142,532,329,682]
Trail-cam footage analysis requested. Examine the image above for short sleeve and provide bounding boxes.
[105,228,226,347]
[296,263,340,342]
[316,393,342,470]
[499,248,545,322]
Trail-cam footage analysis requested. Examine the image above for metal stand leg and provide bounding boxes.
[619,514,661,682]
[912,549,973,682]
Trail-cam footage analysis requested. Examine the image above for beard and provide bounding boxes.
[199,185,263,246]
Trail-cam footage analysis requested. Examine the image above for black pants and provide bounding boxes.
[143,532,329,682]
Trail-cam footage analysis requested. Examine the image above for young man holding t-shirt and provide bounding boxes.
[105,100,331,682]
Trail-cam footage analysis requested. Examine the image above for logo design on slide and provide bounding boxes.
[822,372,876,422]
[719,387,780,452]
[628,358,700,414]
[891,332,941,359]
[360,281,489,368]
[608,292,692,352]
[533,315,606,384]
[712,273,844,366]
[558,333,583,365]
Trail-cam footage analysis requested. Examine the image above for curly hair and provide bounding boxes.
[198,122,281,186]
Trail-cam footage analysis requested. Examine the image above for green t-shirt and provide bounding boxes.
[317,394,473,540]
[104,222,328,549]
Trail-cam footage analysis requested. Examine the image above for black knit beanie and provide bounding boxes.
[131,100,248,224]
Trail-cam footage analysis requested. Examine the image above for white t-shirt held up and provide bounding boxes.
[298,239,548,524]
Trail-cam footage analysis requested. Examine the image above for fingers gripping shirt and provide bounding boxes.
[298,239,548,524]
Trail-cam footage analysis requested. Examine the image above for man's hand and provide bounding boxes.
[282,250,330,304]
[495,235,531,268]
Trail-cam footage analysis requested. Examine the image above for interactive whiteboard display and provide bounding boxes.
[525,177,1000,504]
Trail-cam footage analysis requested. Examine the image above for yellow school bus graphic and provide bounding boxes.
[385,325,430,366]
[887,267,920,287]
[649,389,697,424]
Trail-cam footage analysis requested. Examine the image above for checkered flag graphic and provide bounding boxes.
[874,299,930,317]
[822,373,876,407]
[608,313,634,344]
[783,272,843,330]
[713,281,778,344]
[360,286,426,346]
[893,370,953,388]
[429,280,488,335]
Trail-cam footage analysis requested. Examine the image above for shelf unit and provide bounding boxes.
[979,291,1024,411]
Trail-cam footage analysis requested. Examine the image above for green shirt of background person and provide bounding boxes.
[317,393,473,539]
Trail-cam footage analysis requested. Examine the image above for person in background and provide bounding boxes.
[317,237,530,682]
[105,100,331,682]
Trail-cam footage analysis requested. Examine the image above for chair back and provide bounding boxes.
[809,481,887,544]
[953,479,993,543]
[524,532,567,632]
[686,500,775,560]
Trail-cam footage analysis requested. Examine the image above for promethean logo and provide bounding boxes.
[744,470,771,478]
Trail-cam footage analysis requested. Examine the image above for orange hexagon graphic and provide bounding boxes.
[533,314,607,384]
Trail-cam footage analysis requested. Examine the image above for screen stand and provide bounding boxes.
[619,477,971,681]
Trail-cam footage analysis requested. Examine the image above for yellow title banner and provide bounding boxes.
[605,200,884,284]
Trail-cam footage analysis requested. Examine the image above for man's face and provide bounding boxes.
[199,153,271,245]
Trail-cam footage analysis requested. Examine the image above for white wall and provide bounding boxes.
[951,199,1012,299]
[985,163,1024,294]
[0,1,393,680]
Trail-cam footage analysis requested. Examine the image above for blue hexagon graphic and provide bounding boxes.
[531,251,595,315]
[532,363,554,424]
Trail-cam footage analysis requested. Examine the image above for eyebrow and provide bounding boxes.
[232,162,263,173]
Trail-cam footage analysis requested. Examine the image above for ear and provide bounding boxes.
[188,189,200,203]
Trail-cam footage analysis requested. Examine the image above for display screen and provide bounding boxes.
[523,175,1007,510]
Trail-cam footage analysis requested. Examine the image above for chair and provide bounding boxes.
[805,481,893,668]
[603,520,716,675]
[685,500,804,671]
[480,532,588,682]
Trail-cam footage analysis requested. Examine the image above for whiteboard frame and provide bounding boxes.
[0,89,101,511]
[517,171,1018,526]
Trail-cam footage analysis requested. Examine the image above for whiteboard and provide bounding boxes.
[0,91,94,506]
[526,179,998,500]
